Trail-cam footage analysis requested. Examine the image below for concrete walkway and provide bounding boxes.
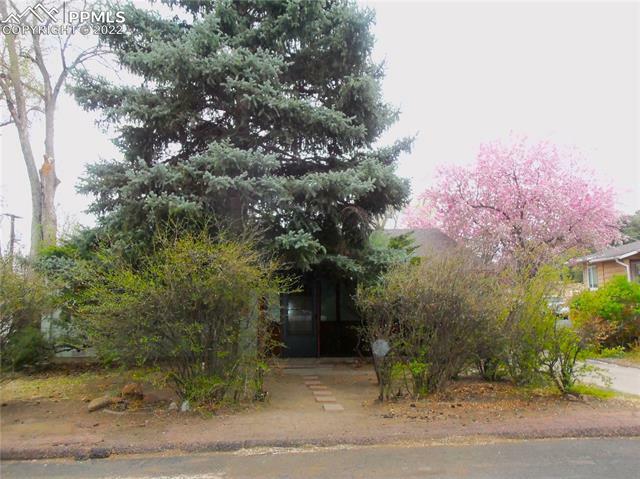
[582,360,640,396]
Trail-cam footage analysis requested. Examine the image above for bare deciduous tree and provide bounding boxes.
[0,0,104,255]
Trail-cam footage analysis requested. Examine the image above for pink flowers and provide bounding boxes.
[406,136,621,264]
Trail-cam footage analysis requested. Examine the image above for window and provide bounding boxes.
[285,292,313,334]
[587,265,598,289]
[632,261,640,283]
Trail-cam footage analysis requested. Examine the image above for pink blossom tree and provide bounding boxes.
[405,137,621,268]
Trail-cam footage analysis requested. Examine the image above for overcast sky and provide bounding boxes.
[1,1,639,253]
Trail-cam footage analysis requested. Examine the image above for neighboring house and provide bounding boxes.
[574,240,640,290]
[384,228,456,256]
[277,228,454,357]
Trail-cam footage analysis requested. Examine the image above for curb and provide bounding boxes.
[3,425,640,461]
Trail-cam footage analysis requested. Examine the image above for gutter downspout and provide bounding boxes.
[614,258,631,281]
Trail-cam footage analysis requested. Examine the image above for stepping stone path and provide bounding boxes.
[312,390,332,396]
[314,396,336,403]
[302,375,344,412]
[322,403,345,412]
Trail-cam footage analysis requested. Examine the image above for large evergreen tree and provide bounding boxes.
[73,0,410,273]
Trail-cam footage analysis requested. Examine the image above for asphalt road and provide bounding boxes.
[2,438,640,479]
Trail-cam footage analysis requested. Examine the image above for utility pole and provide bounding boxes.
[3,213,22,258]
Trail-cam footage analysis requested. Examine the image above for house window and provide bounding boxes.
[632,261,640,283]
[587,265,598,289]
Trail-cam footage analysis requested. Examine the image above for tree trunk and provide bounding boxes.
[39,155,59,247]
[17,125,44,257]
[1,0,60,255]
[39,34,60,250]
[0,1,45,256]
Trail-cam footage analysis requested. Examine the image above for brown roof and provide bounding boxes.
[574,240,640,264]
[383,228,456,257]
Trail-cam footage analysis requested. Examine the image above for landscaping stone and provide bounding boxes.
[168,401,178,411]
[308,385,328,390]
[303,375,319,380]
[322,403,344,411]
[121,383,144,399]
[74,447,111,461]
[314,396,337,403]
[142,393,160,404]
[87,396,113,412]
[304,380,322,386]
[312,390,333,396]
[180,400,191,412]
[110,398,128,411]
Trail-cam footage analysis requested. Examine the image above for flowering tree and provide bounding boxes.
[406,137,621,267]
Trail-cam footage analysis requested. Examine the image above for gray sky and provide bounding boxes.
[1,0,639,253]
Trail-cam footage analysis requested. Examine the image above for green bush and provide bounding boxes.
[356,249,501,399]
[0,258,52,371]
[2,326,52,371]
[497,265,587,392]
[74,232,285,405]
[571,275,640,348]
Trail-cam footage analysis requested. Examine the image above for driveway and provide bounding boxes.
[2,437,640,478]
[583,360,640,396]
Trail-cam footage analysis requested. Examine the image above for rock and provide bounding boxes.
[74,447,111,461]
[180,400,191,412]
[142,393,159,404]
[87,396,113,412]
[110,400,128,412]
[168,401,178,411]
[89,447,111,459]
[121,383,144,399]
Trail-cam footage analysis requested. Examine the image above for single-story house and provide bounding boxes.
[277,228,455,357]
[574,240,640,290]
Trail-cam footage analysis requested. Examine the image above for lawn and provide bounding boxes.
[584,345,640,369]
[0,366,166,403]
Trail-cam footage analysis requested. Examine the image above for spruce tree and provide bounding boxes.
[74,0,410,274]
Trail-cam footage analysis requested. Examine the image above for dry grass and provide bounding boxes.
[370,377,629,424]
[604,346,640,368]
[623,346,640,365]
[0,367,160,402]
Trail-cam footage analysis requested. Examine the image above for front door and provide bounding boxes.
[282,289,317,357]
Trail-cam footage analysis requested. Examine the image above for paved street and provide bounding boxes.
[584,360,640,396]
[2,438,639,479]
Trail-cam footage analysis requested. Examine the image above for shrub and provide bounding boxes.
[2,326,52,371]
[0,258,52,371]
[498,264,587,392]
[74,232,285,405]
[356,249,500,398]
[571,275,640,348]
[34,244,94,353]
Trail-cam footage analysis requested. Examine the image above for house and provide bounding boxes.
[574,240,640,290]
[277,228,455,357]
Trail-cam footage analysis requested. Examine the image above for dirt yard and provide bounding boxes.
[1,361,639,459]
